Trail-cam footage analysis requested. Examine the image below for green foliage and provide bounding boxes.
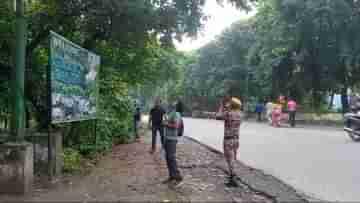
[137,49,191,109]
[180,0,360,112]
[96,66,134,149]
[179,21,259,111]
[250,0,360,108]
[2,0,255,152]
[63,148,82,173]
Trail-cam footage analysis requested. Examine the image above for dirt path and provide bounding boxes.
[0,129,300,202]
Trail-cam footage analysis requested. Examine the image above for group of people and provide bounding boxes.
[143,96,241,187]
[136,94,297,188]
[255,95,298,128]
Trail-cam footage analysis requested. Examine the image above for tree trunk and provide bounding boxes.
[328,92,334,110]
[341,87,349,114]
[4,117,8,129]
[271,66,278,100]
[312,90,321,109]
[25,107,30,129]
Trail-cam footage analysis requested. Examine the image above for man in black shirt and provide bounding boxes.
[149,98,166,153]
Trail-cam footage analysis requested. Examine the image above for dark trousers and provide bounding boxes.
[289,111,296,127]
[257,112,262,122]
[152,125,164,150]
[134,119,140,138]
[164,139,181,178]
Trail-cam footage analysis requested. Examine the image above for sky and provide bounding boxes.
[174,1,256,52]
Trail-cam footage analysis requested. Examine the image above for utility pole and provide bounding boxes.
[12,0,27,142]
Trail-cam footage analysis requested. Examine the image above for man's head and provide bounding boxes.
[154,97,161,106]
[166,99,177,112]
[168,103,176,112]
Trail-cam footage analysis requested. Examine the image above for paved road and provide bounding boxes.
[183,118,360,201]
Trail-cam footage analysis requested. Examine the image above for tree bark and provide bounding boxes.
[328,92,334,110]
[341,87,349,114]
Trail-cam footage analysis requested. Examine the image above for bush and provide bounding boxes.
[61,67,135,155]
[63,148,82,173]
[301,101,338,114]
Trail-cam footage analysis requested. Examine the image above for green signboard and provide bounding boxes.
[50,31,100,123]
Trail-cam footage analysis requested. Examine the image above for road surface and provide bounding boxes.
[183,118,360,201]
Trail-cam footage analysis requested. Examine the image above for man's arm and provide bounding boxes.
[215,101,224,119]
[148,109,152,128]
[161,107,166,122]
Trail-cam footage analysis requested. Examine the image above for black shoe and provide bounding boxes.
[225,177,239,188]
[173,175,183,182]
[162,178,174,184]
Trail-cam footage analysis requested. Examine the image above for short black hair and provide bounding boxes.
[176,101,184,113]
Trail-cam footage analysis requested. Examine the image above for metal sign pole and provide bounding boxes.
[94,119,97,151]
[12,0,27,142]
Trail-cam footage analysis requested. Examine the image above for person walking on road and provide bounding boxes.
[255,101,264,122]
[148,98,166,154]
[218,97,242,187]
[272,104,282,127]
[162,102,183,184]
[266,100,274,125]
[134,105,141,140]
[287,98,297,127]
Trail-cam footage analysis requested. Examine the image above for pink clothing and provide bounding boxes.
[272,108,282,127]
[287,100,297,112]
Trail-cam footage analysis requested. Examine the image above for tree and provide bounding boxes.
[180,0,360,113]
[179,20,259,111]
[2,0,260,152]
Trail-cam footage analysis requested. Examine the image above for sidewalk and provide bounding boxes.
[0,128,307,202]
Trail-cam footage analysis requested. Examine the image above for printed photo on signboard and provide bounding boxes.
[50,31,100,123]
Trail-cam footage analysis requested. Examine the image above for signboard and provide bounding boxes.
[50,31,100,123]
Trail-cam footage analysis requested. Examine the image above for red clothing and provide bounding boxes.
[223,110,241,139]
[287,100,297,112]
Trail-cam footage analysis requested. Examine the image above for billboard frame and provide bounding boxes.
[49,31,99,124]
[47,31,99,177]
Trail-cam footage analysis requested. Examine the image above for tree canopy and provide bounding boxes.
[179,0,360,113]
[0,0,257,152]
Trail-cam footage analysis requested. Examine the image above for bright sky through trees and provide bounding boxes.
[175,1,255,51]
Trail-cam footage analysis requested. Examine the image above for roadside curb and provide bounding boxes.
[184,136,313,202]
[184,136,223,155]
